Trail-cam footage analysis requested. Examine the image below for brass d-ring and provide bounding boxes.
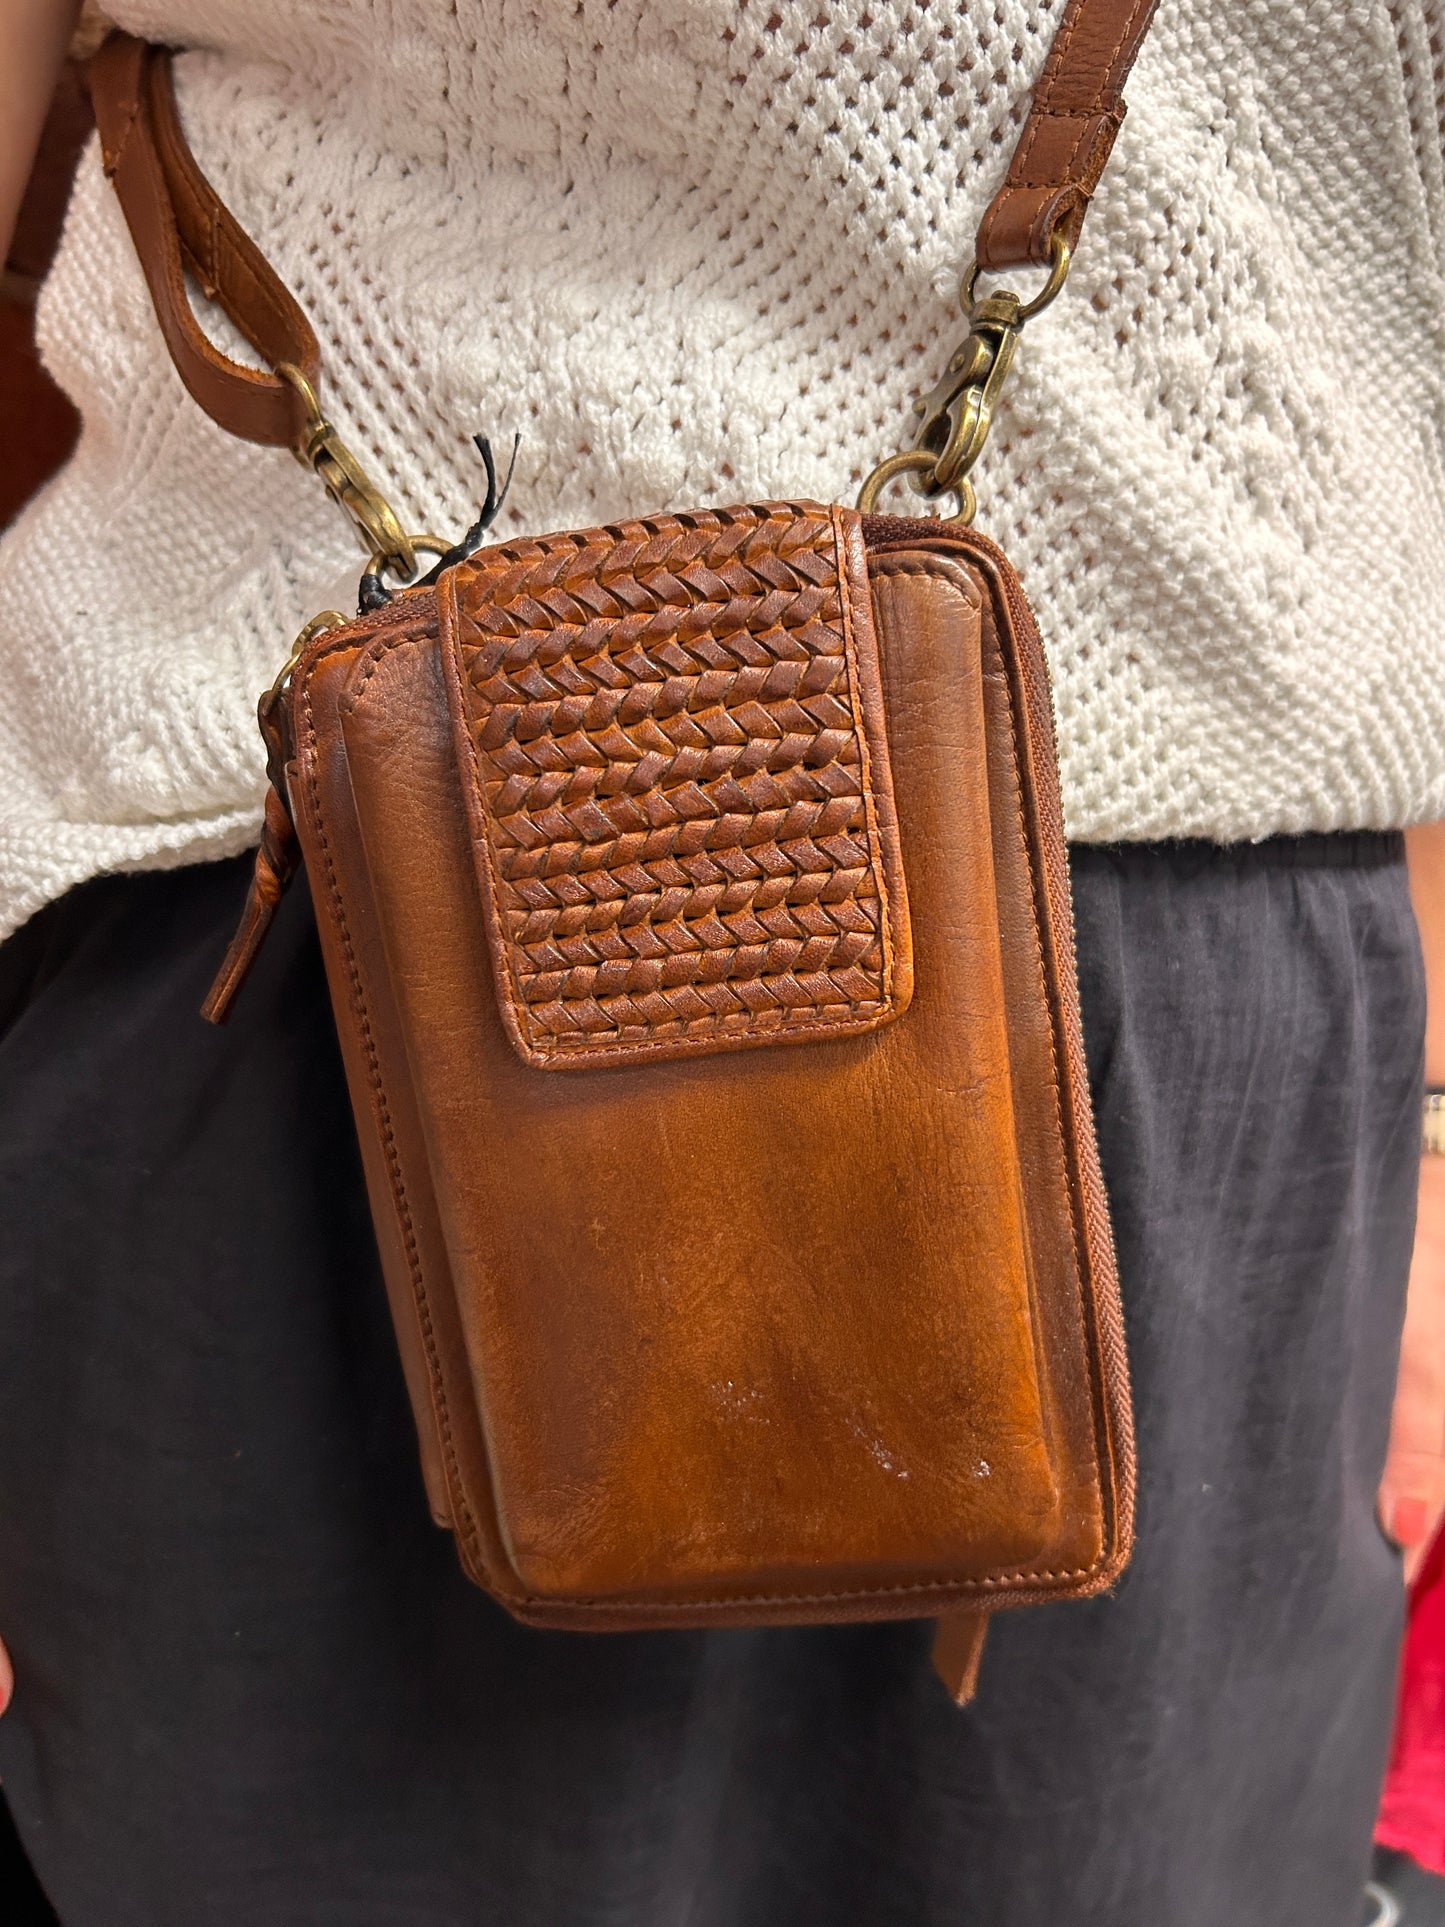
[361,532,453,592]
[856,450,977,525]
[962,230,1073,324]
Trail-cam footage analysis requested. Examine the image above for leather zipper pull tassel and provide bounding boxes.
[932,1610,990,1706]
[200,785,301,1023]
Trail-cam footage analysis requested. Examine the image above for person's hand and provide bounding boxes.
[1380,1155,1445,1583]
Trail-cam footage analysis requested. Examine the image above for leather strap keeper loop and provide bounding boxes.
[974,0,1160,271]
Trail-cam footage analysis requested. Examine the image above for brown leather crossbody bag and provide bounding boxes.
[88,0,1155,1702]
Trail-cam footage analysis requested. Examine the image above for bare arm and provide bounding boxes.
[0,0,81,263]
[1381,821,1445,1580]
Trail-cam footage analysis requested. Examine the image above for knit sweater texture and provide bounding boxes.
[2,0,1444,941]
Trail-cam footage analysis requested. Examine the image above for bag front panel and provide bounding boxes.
[289,513,1131,1625]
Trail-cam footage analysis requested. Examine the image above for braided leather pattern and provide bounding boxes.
[449,503,904,1064]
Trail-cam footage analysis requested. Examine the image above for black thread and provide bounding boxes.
[421,431,522,583]
[357,433,522,613]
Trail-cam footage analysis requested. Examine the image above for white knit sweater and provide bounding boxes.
[3,0,1444,940]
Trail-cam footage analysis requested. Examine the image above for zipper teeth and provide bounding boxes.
[864,512,1138,1578]
[279,582,442,775]
[977,533,1138,1559]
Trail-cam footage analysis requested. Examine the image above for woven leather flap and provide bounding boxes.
[439,502,912,1070]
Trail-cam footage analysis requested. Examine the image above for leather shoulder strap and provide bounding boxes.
[87,1,1161,447]
[88,33,319,446]
[975,0,1160,271]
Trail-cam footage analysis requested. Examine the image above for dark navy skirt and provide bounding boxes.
[0,834,1424,1926]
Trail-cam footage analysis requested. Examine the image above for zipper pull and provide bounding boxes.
[200,784,301,1023]
[200,608,348,1024]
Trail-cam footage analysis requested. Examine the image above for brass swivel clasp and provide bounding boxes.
[911,288,1025,499]
[275,361,418,580]
[858,233,1072,525]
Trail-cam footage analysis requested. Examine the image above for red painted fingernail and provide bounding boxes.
[1392,1497,1430,1547]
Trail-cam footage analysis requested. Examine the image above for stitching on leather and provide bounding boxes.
[1010,111,1112,190]
[1097,0,1157,100]
[830,503,895,1004]
[302,596,1107,1613]
[987,567,1132,1573]
[446,588,898,1077]
[1011,103,1086,183]
[299,626,509,1596]
[1007,0,1151,187]
[212,220,295,347]
[1034,0,1151,115]
[508,1003,897,1071]
[450,506,899,1061]
[988,546,1131,1556]
[1030,0,1084,112]
[869,551,1110,1586]
[978,593,1105,1520]
[155,85,304,360]
[513,1564,1102,1616]
[443,573,546,1065]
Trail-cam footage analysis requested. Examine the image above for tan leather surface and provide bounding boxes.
[199,786,300,1023]
[88,34,320,445]
[866,514,1135,1578]
[932,1609,991,1706]
[282,505,1134,1628]
[444,503,911,1069]
[288,597,483,1539]
[974,0,1161,271]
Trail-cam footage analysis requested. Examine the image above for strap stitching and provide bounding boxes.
[1033,0,1155,115]
[1009,112,1121,192]
[300,625,500,1593]
[1008,0,1153,187]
